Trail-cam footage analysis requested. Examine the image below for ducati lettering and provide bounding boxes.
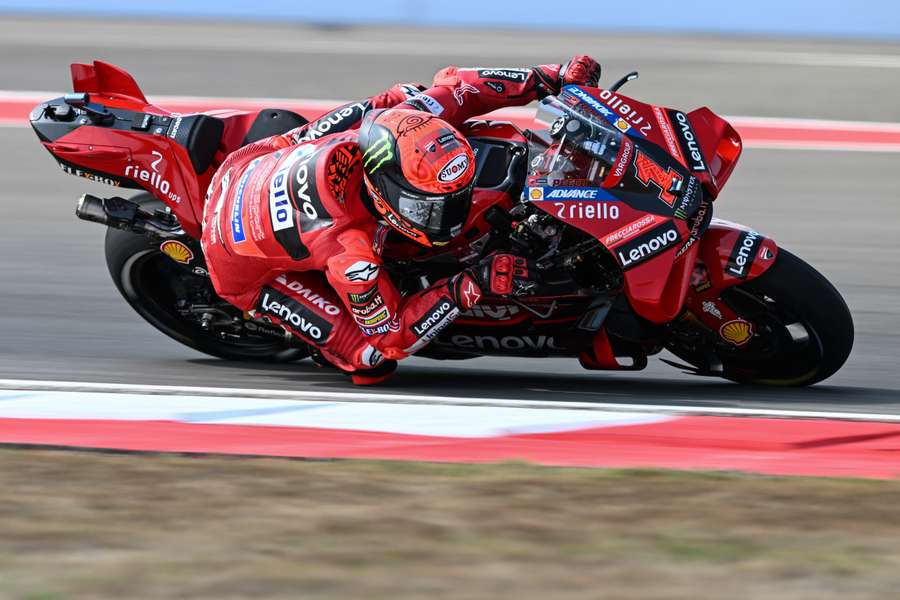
[476,68,530,82]
[554,202,620,220]
[615,221,681,270]
[725,229,763,279]
[257,287,333,344]
[295,102,369,143]
[670,110,708,172]
[274,275,341,315]
[167,116,183,140]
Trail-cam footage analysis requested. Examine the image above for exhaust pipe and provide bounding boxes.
[74,194,179,237]
[75,193,112,225]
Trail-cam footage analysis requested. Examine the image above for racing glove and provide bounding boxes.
[561,55,602,88]
[470,253,579,299]
[533,55,602,98]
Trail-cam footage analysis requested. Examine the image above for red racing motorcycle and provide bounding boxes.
[30,61,853,385]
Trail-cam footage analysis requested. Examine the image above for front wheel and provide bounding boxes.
[104,194,308,363]
[667,249,854,386]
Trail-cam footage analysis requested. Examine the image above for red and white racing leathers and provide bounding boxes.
[200,62,579,374]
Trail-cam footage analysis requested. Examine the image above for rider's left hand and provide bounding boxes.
[560,55,602,88]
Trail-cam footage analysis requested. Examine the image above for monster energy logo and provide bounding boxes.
[363,131,393,173]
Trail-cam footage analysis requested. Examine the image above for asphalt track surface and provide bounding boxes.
[1,16,899,414]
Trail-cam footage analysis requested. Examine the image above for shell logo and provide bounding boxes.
[719,319,753,346]
[160,240,194,264]
[615,118,630,132]
[529,187,544,201]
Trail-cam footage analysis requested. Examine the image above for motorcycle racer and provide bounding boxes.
[201,57,602,384]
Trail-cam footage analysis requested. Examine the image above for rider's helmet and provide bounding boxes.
[357,108,476,247]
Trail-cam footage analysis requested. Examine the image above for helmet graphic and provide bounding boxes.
[358,108,476,247]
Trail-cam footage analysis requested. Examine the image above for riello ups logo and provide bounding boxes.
[615,221,681,270]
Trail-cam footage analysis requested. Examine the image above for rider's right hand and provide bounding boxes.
[470,253,538,298]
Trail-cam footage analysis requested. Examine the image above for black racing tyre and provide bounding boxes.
[104,194,308,363]
[670,249,853,386]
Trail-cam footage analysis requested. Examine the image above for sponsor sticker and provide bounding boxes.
[344,261,380,283]
[476,68,530,82]
[725,229,763,279]
[348,285,379,305]
[160,240,193,264]
[438,154,469,183]
[652,106,685,166]
[552,201,620,221]
[702,300,723,320]
[529,186,619,202]
[670,110,707,172]
[614,221,681,270]
[408,93,444,115]
[257,287,333,344]
[230,158,260,244]
[602,214,661,248]
[274,274,341,315]
[719,319,753,346]
[294,101,369,143]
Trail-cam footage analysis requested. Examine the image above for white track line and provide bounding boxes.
[0,379,898,423]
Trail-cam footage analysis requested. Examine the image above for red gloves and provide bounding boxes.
[533,55,602,98]
[473,253,535,297]
[561,55,602,87]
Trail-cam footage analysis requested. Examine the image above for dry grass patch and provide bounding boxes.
[0,448,898,599]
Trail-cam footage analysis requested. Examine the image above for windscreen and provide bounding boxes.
[526,93,626,191]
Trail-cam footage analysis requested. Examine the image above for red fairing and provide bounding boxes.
[687,107,743,198]
[71,60,148,103]
[696,220,779,291]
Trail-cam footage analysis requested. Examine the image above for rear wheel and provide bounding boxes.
[667,249,853,386]
[104,194,308,362]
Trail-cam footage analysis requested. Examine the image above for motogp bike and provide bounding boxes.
[30,61,853,385]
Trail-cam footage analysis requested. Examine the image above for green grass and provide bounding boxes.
[1,449,898,599]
